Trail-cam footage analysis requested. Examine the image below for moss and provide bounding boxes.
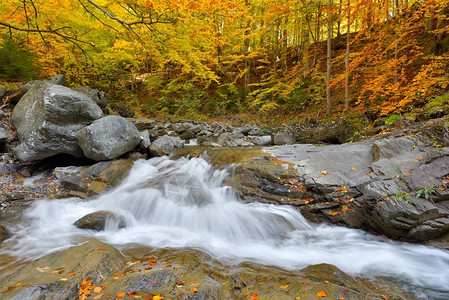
[424,92,449,114]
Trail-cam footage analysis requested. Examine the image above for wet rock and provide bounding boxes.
[197,135,220,147]
[248,135,272,146]
[12,83,103,162]
[264,122,449,242]
[76,115,141,161]
[217,133,254,147]
[74,211,126,231]
[12,75,66,103]
[0,225,12,242]
[367,198,449,242]
[149,135,184,157]
[55,159,133,198]
[128,118,157,131]
[420,121,449,147]
[273,127,295,145]
[74,87,108,111]
[180,130,196,140]
[0,240,125,299]
[248,126,271,136]
[110,103,135,118]
[0,127,9,148]
[139,130,151,152]
[172,122,194,134]
[238,124,258,135]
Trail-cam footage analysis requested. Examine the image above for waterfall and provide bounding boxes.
[1,156,449,298]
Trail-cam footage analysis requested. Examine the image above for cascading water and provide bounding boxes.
[1,156,449,299]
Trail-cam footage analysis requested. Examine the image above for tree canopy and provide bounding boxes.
[1,0,448,119]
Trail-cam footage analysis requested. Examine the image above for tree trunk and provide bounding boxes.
[244,0,251,97]
[344,0,350,110]
[326,0,333,114]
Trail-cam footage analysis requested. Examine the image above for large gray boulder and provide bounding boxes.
[76,115,140,161]
[12,83,104,162]
[264,124,449,242]
[11,74,66,103]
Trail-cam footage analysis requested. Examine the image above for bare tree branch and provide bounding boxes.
[0,21,96,60]
[86,0,175,30]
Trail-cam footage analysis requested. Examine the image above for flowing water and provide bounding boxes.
[1,156,449,299]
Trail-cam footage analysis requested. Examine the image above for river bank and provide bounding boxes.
[1,77,449,299]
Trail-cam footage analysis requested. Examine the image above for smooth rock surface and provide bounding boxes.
[264,124,449,242]
[0,241,125,299]
[76,116,140,161]
[273,127,295,145]
[0,225,12,242]
[55,159,133,198]
[74,211,125,231]
[149,135,184,156]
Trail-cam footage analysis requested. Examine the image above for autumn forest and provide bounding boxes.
[1,0,448,123]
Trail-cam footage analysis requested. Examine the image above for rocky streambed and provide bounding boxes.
[1,77,449,299]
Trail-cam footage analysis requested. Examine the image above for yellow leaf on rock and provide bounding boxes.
[116,291,125,298]
[316,290,327,297]
[153,295,164,300]
[94,286,102,293]
[351,166,357,171]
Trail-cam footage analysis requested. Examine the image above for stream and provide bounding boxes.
[1,156,449,299]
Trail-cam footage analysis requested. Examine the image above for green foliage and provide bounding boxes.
[415,185,436,200]
[208,83,246,115]
[393,191,412,204]
[0,38,41,81]
[424,92,449,114]
[385,114,403,125]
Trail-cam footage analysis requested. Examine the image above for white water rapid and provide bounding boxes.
[1,156,449,299]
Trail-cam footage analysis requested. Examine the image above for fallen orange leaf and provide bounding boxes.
[190,288,198,293]
[316,290,327,297]
[1,286,15,294]
[153,295,164,300]
[280,285,288,289]
[93,286,103,293]
[67,272,75,277]
[251,295,259,300]
[116,291,125,298]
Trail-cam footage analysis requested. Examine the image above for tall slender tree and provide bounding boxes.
[326,0,333,114]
